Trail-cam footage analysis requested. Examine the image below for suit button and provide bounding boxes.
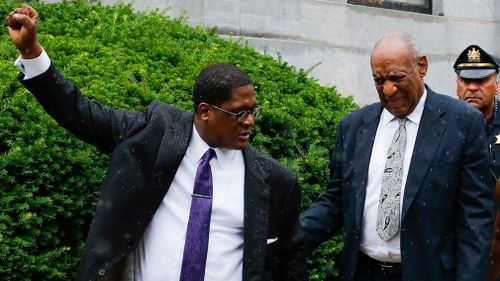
[98,268,106,276]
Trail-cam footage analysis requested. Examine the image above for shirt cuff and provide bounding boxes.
[14,48,51,80]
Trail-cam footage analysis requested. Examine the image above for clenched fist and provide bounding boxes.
[5,4,42,59]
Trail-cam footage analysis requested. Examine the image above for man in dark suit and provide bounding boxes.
[301,32,495,280]
[6,5,305,281]
[453,45,500,281]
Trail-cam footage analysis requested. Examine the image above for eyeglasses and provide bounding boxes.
[208,104,262,123]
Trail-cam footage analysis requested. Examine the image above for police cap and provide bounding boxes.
[453,44,499,79]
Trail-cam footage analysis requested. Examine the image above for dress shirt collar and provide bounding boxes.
[380,88,427,126]
[189,125,240,169]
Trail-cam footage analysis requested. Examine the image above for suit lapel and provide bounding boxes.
[241,146,270,281]
[354,105,383,229]
[401,90,447,220]
[151,112,193,196]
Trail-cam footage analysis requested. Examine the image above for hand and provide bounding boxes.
[5,4,42,59]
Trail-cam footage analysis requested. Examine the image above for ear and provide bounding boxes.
[495,76,499,96]
[417,55,428,77]
[197,103,210,121]
[455,75,463,95]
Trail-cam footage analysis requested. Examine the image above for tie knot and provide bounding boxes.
[397,118,406,126]
[201,148,216,163]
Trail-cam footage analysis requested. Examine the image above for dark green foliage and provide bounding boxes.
[0,0,357,279]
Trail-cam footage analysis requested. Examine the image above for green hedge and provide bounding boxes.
[0,0,357,279]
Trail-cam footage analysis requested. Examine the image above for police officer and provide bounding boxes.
[454,44,500,281]
[454,44,500,180]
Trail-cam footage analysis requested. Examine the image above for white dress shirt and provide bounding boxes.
[134,126,245,281]
[359,90,427,263]
[15,50,246,280]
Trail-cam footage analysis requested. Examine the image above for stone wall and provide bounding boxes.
[48,0,500,105]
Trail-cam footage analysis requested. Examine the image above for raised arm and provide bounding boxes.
[5,4,147,153]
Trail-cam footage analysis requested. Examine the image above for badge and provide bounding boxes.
[467,47,481,63]
[496,133,500,144]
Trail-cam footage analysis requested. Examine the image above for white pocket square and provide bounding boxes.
[266,237,278,245]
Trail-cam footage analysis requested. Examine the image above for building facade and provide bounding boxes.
[58,0,500,105]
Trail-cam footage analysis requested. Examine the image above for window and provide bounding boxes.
[348,0,432,14]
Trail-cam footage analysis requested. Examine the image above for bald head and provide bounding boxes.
[370,32,428,118]
[371,32,423,66]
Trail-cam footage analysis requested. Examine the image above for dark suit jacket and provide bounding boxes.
[20,64,305,281]
[301,87,495,281]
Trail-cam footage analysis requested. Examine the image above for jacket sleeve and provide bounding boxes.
[456,111,496,280]
[19,64,147,154]
[271,175,307,281]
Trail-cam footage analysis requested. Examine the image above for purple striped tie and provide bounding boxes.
[180,148,216,281]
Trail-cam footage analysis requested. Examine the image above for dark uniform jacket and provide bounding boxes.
[485,99,500,180]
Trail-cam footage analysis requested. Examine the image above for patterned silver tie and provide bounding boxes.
[376,118,406,241]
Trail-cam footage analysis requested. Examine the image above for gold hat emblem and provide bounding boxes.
[467,48,481,63]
